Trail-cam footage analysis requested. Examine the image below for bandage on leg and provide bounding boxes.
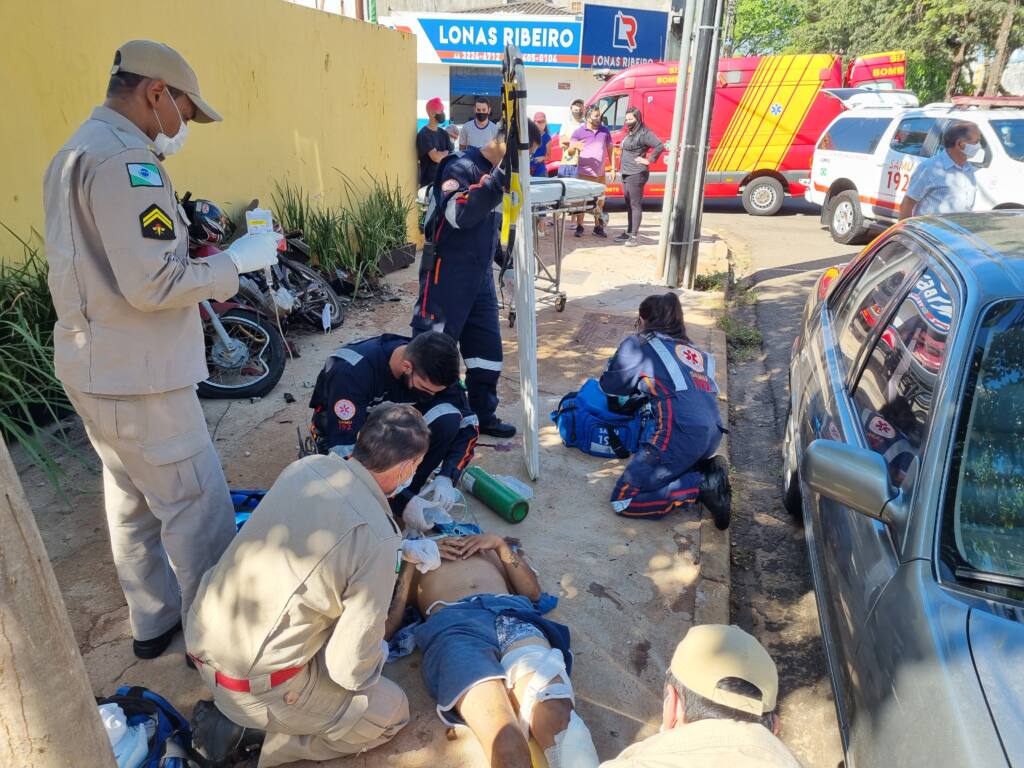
[543,712,599,768]
[500,645,574,733]
[500,645,598,768]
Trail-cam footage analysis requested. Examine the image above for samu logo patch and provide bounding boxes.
[139,204,175,240]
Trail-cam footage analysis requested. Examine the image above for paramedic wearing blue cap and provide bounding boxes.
[600,294,732,527]
[309,332,478,521]
[414,122,542,439]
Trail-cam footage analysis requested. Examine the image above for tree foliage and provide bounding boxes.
[727,0,1024,103]
[728,0,800,56]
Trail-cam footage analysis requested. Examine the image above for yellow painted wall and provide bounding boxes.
[0,0,416,258]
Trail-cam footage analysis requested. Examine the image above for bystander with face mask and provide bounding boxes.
[615,107,666,247]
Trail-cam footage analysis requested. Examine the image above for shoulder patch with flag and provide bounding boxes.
[140,204,175,240]
[126,162,163,188]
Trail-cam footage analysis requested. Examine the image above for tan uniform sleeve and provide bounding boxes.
[322,524,400,690]
[87,148,238,311]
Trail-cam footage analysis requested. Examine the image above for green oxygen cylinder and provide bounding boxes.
[462,466,529,523]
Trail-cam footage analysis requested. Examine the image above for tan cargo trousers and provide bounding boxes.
[197,651,410,767]
[65,385,235,640]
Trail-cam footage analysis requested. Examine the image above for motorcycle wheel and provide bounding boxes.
[279,255,346,330]
[197,308,286,399]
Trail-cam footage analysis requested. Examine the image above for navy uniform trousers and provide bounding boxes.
[600,332,724,519]
[413,148,505,425]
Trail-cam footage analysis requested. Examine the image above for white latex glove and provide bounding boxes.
[425,475,459,512]
[225,232,283,274]
[501,269,516,296]
[401,539,442,573]
[403,494,448,532]
[605,171,616,185]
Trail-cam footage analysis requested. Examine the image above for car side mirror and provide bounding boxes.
[801,439,906,527]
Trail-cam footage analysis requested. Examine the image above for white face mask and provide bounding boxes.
[961,141,981,159]
[153,94,189,156]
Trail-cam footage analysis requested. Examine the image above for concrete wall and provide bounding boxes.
[0,0,416,256]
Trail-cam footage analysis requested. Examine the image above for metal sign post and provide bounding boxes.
[655,0,698,283]
[501,45,540,480]
[665,0,726,288]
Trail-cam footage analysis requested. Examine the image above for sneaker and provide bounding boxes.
[593,226,607,238]
[624,236,639,247]
[574,225,584,238]
[132,621,182,660]
[192,700,265,767]
[479,418,517,438]
[613,232,630,242]
[698,455,732,530]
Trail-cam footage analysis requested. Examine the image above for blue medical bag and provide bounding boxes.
[551,379,648,459]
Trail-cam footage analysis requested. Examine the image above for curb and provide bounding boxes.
[692,246,732,628]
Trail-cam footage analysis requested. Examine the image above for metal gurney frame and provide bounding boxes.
[498,177,604,327]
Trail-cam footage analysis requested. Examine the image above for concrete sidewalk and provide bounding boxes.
[17,210,730,767]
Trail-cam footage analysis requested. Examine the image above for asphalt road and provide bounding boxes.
[702,197,855,768]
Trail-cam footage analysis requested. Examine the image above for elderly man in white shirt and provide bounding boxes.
[899,121,981,219]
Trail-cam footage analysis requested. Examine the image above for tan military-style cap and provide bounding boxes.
[669,624,778,715]
[111,40,222,123]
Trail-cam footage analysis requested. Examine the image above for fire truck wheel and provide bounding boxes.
[828,190,872,245]
[741,177,785,216]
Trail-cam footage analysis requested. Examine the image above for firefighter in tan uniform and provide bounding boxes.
[186,404,431,767]
[42,40,281,659]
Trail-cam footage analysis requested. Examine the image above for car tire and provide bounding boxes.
[782,404,802,518]
[828,190,872,245]
[742,177,786,216]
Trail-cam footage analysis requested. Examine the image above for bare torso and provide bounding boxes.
[415,550,512,616]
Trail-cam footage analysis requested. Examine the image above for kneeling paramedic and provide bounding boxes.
[186,404,430,767]
[308,332,478,521]
[414,121,542,439]
[42,40,282,660]
[601,294,731,526]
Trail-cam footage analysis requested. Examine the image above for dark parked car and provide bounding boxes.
[783,211,1024,767]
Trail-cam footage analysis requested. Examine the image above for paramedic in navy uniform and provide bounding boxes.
[600,294,732,527]
[413,120,542,438]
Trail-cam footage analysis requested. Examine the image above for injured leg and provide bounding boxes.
[502,641,599,768]
[455,678,532,768]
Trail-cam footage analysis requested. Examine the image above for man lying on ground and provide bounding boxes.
[386,532,600,768]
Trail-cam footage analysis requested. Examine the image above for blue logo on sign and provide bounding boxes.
[581,5,668,70]
[770,103,783,117]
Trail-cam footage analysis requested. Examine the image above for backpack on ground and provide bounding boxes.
[551,379,649,459]
[96,685,208,768]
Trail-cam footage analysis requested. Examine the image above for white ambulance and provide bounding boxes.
[805,97,1024,244]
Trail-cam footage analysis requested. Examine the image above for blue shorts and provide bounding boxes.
[413,594,567,725]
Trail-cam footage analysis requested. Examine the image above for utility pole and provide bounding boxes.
[655,0,698,283]
[665,0,726,288]
[0,437,116,768]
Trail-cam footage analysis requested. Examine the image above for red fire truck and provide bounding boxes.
[570,51,910,215]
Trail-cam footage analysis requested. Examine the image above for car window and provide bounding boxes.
[937,119,991,167]
[593,94,629,132]
[941,300,1024,600]
[990,118,1024,162]
[818,117,892,154]
[890,117,937,156]
[851,268,955,493]
[831,240,923,374]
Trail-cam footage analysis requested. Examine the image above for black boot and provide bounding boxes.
[479,417,517,438]
[191,700,265,767]
[132,621,181,659]
[699,455,732,530]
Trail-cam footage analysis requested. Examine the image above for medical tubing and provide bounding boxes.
[461,466,529,523]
